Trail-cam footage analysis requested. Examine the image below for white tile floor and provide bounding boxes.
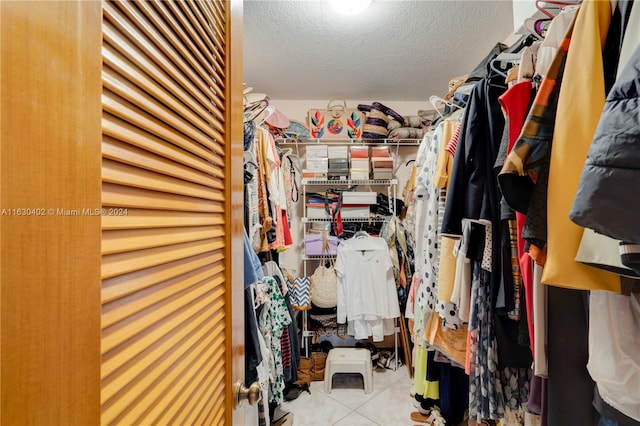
[282,365,421,426]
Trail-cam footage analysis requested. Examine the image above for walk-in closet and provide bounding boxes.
[241,1,640,426]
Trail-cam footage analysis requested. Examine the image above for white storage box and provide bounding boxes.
[372,169,393,180]
[340,205,371,219]
[328,145,349,158]
[306,157,329,171]
[350,158,370,170]
[306,144,328,158]
[351,169,370,180]
[342,191,377,205]
[306,203,333,219]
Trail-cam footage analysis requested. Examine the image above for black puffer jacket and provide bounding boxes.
[570,43,640,244]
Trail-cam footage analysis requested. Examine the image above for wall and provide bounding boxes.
[512,0,538,32]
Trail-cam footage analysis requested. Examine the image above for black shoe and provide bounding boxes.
[356,342,379,366]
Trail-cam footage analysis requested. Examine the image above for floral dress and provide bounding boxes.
[257,276,292,405]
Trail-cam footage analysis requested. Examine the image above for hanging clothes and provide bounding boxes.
[570,44,640,246]
[335,233,400,341]
[412,130,441,346]
[257,276,292,405]
[542,0,620,292]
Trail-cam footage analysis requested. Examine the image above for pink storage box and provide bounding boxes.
[304,233,339,256]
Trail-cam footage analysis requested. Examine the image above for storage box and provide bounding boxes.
[351,169,370,180]
[372,169,393,180]
[342,191,377,204]
[328,158,349,170]
[350,146,369,158]
[371,146,391,157]
[340,204,371,219]
[306,144,328,158]
[371,157,394,169]
[306,203,333,219]
[350,158,370,170]
[328,174,349,181]
[302,169,328,180]
[306,157,329,171]
[305,232,339,256]
[328,146,349,158]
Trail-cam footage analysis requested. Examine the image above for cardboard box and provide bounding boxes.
[350,169,370,180]
[371,146,391,157]
[342,191,377,204]
[306,144,328,158]
[350,158,370,170]
[327,145,349,158]
[340,204,371,219]
[302,169,328,179]
[306,203,333,219]
[349,169,370,180]
[372,169,393,180]
[349,146,369,158]
[306,157,329,171]
[328,175,349,181]
[371,157,394,169]
[328,158,349,170]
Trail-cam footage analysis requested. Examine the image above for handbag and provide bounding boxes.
[310,231,338,308]
[291,276,312,310]
[307,99,364,139]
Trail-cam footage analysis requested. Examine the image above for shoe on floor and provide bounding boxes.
[410,408,446,426]
[411,412,431,423]
[412,399,430,415]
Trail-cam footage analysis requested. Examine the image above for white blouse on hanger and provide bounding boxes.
[335,233,400,342]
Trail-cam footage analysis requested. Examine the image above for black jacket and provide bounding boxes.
[570,43,640,244]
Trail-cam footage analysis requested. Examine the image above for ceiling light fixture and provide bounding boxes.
[328,0,372,16]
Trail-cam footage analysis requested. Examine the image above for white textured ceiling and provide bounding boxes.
[243,0,515,102]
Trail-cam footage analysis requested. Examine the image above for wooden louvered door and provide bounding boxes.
[100,1,245,425]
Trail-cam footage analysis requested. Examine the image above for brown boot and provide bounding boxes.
[311,352,327,381]
[294,356,312,387]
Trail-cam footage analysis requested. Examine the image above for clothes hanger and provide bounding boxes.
[354,230,369,239]
[522,17,547,40]
[490,52,521,78]
[535,0,581,18]
[255,106,276,126]
[243,99,270,123]
[429,95,464,119]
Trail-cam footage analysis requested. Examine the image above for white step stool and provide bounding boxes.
[324,348,373,394]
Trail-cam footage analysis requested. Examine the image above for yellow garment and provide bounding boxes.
[437,236,458,301]
[412,345,439,400]
[434,119,457,189]
[543,0,620,292]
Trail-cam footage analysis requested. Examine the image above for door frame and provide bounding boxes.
[226,0,251,423]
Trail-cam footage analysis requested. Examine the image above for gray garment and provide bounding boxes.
[570,43,640,244]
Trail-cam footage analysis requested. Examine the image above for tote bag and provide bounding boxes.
[310,231,338,308]
[307,99,363,139]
